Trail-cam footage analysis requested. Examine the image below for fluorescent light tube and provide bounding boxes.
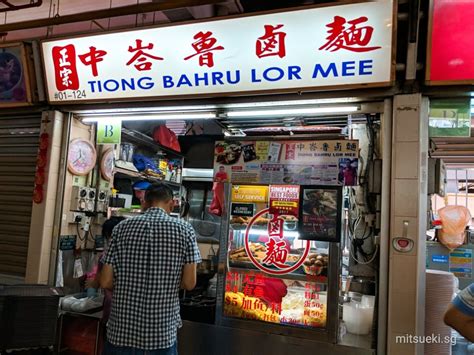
[227,106,359,118]
[82,112,216,123]
[223,98,358,109]
[74,105,217,115]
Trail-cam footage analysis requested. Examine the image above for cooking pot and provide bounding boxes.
[197,259,217,275]
[349,277,376,296]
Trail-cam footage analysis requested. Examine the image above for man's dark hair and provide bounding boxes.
[145,183,174,204]
[102,217,125,239]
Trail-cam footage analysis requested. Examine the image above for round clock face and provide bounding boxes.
[101,149,115,181]
[68,139,97,176]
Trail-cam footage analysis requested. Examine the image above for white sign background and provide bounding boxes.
[41,1,393,103]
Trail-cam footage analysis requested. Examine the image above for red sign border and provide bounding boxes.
[244,207,311,275]
[425,0,474,85]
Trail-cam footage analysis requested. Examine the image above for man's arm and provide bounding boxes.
[444,304,474,342]
[182,224,201,291]
[181,263,197,291]
[99,264,114,290]
[99,226,119,290]
[444,283,474,342]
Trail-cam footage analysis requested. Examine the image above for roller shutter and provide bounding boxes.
[0,114,41,277]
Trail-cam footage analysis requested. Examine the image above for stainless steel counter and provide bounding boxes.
[178,320,376,355]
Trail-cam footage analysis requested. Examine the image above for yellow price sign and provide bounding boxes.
[231,185,269,203]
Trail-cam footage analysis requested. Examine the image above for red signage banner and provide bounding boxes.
[52,45,80,91]
[427,0,474,84]
[269,185,300,217]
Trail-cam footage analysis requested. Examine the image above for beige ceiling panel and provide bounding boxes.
[3,1,52,23]
[50,21,99,35]
[4,28,48,41]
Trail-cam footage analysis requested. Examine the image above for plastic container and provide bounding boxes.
[361,295,375,308]
[342,300,374,335]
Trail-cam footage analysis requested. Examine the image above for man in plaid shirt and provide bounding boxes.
[100,183,201,355]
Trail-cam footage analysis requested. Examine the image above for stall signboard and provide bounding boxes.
[427,0,474,84]
[41,1,394,103]
[0,43,35,107]
[429,99,471,137]
[269,185,300,217]
[231,203,255,217]
[449,248,472,279]
[231,185,269,203]
[214,140,359,186]
[299,185,342,242]
[59,235,76,251]
[97,118,122,144]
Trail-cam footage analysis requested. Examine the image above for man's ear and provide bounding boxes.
[141,199,150,211]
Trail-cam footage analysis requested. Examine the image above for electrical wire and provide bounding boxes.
[350,244,379,265]
[76,222,84,242]
[76,221,90,243]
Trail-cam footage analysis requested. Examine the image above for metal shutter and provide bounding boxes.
[0,114,41,277]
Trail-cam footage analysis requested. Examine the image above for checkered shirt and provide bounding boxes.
[104,207,201,350]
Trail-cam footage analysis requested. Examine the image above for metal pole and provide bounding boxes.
[377,98,392,355]
[48,111,72,286]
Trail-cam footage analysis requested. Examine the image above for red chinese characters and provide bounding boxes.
[285,143,296,161]
[262,237,288,268]
[184,31,224,68]
[256,24,287,58]
[52,45,79,91]
[319,16,381,52]
[262,212,287,268]
[127,39,164,71]
[78,46,107,77]
[267,217,284,238]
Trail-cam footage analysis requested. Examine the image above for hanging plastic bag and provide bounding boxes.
[153,125,181,152]
[209,182,225,216]
[438,205,471,250]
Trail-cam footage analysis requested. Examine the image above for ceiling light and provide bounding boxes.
[226,106,359,118]
[74,105,217,115]
[82,112,216,123]
[73,99,359,116]
[223,98,358,109]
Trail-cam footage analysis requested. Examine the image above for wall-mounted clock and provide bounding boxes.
[67,138,97,176]
[100,149,115,182]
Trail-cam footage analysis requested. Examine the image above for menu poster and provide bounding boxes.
[268,142,282,162]
[213,140,359,186]
[298,185,342,242]
[224,271,327,328]
[269,185,300,217]
[231,185,269,203]
[255,141,270,160]
[231,203,255,217]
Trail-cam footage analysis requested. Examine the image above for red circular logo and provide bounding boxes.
[244,208,310,275]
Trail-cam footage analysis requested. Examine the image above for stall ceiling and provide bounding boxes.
[431,137,474,165]
[430,110,474,165]
[0,0,342,42]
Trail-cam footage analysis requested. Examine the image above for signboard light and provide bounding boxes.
[82,112,216,122]
[226,106,359,118]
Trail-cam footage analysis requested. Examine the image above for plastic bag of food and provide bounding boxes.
[438,205,471,250]
[209,182,225,216]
